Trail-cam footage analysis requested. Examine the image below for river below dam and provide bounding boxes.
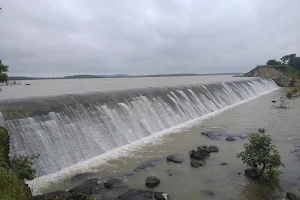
[0,76,299,199]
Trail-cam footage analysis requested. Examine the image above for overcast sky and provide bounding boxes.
[0,0,300,77]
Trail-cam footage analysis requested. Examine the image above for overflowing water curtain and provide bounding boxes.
[0,78,278,175]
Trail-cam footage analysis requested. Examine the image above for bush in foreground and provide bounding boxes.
[237,134,283,182]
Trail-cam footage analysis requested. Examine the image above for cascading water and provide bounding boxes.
[0,78,278,176]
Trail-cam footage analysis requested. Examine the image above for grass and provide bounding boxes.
[0,168,28,200]
[272,65,300,78]
[0,127,33,200]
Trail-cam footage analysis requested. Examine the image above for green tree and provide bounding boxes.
[266,59,282,65]
[280,54,300,70]
[0,60,9,84]
[237,134,283,181]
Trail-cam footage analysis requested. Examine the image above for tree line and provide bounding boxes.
[266,54,300,71]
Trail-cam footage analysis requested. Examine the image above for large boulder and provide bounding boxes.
[167,154,183,163]
[190,147,210,160]
[244,169,261,179]
[145,176,160,188]
[207,146,219,153]
[287,192,300,200]
[190,159,204,168]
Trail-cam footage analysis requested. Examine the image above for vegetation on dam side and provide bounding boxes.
[0,127,34,200]
[244,53,300,87]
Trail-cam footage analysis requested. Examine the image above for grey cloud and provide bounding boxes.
[0,0,299,76]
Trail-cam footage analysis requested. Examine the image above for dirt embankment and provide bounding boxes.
[244,66,300,87]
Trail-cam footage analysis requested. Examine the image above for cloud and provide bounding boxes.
[0,0,299,76]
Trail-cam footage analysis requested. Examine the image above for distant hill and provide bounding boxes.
[9,73,241,80]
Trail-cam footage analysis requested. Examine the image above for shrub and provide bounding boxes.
[0,127,10,168]
[237,134,283,182]
[291,88,299,94]
[10,156,37,180]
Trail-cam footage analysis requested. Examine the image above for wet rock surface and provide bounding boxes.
[201,131,246,141]
[226,136,236,141]
[191,159,204,168]
[207,145,219,152]
[31,178,169,200]
[190,146,210,160]
[167,154,183,163]
[134,160,160,172]
[145,176,160,188]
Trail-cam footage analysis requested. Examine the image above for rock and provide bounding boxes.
[190,159,204,168]
[201,131,245,141]
[155,192,169,200]
[244,169,261,179]
[134,160,159,172]
[70,172,95,184]
[93,186,130,199]
[30,191,72,200]
[123,172,134,177]
[190,147,210,160]
[167,154,183,163]
[201,131,226,140]
[207,146,219,152]
[145,176,160,188]
[69,178,102,195]
[118,189,152,200]
[197,146,211,153]
[287,192,300,200]
[220,162,227,165]
[200,190,214,197]
[104,179,122,188]
[226,136,236,141]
